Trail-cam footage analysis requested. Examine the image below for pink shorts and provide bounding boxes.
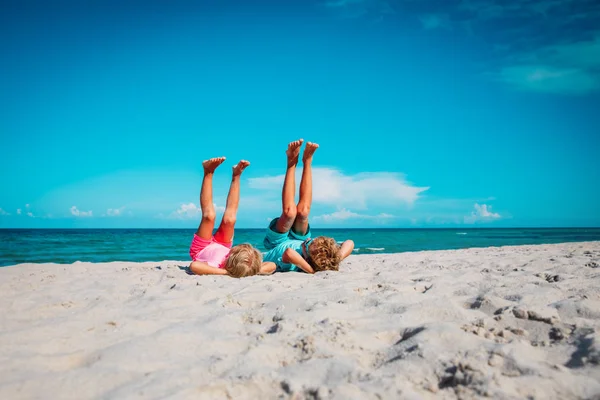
[189,234,233,268]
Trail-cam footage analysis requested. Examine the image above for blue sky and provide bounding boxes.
[1,0,599,228]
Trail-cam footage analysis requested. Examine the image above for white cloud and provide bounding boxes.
[106,207,126,217]
[405,0,600,95]
[315,209,363,222]
[498,65,600,95]
[13,205,36,218]
[14,205,37,217]
[0,208,9,216]
[248,167,428,210]
[168,203,225,220]
[464,203,501,224]
[313,208,396,223]
[70,206,93,217]
[172,203,200,219]
[494,17,600,94]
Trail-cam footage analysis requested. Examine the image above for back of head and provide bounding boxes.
[309,236,341,272]
[225,243,262,278]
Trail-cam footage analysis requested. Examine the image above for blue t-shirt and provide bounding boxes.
[263,239,304,272]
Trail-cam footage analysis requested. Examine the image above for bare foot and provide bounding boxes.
[302,142,319,163]
[286,139,304,167]
[232,160,250,176]
[203,157,226,173]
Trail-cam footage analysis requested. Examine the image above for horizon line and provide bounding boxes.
[1,227,600,230]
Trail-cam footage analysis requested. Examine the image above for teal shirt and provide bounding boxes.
[263,239,304,272]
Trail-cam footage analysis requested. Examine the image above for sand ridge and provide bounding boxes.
[1,242,599,399]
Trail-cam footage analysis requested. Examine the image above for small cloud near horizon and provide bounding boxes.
[167,202,225,220]
[464,203,501,224]
[313,208,396,223]
[105,207,126,217]
[70,206,93,217]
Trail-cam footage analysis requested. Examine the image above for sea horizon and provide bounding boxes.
[2,227,600,267]
[2,227,600,230]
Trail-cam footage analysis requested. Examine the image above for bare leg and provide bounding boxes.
[196,157,226,239]
[274,139,303,233]
[214,160,250,243]
[293,142,319,235]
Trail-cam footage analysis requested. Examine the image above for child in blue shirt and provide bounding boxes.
[261,139,354,274]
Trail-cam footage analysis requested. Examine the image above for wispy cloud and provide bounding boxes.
[248,167,428,210]
[22,204,35,217]
[343,0,600,95]
[0,208,9,216]
[105,207,126,217]
[167,202,225,220]
[12,204,36,217]
[70,206,93,217]
[313,208,396,223]
[461,1,600,94]
[464,203,501,224]
[171,203,200,220]
[500,34,600,94]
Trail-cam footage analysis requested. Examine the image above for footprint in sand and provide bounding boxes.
[463,295,512,316]
[585,261,599,268]
[293,335,315,361]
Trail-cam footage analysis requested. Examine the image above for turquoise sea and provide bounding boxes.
[1,228,599,267]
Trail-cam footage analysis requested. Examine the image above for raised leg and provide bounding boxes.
[274,139,303,233]
[196,157,226,239]
[293,142,319,235]
[214,160,250,243]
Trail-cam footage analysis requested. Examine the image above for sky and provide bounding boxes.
[1,0,599,229]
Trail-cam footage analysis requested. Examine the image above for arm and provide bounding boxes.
[190,261,229,276]
[282,248,315,274]
[338,240,354,261]
[259,262,276,275]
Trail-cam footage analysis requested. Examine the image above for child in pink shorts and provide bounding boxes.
[189,157,263,278]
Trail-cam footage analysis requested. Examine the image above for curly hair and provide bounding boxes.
[224,244,262,278]
[308,236,341,271]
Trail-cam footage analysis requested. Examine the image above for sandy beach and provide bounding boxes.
[1,241,599,399]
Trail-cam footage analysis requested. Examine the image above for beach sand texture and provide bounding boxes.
[1,242,599,399]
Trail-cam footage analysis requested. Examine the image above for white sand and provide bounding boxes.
[1,242,600,399]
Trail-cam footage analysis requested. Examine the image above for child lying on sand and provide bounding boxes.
[261,139,354,274]
[189,158,268,278]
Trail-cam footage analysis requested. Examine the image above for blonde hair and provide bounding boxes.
[224,243,262,278]
[308,236,341,272]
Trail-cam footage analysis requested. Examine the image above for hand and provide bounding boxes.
[282,248,315,274]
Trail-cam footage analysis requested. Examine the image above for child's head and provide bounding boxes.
[224,243,262,278]
[307,236,341,272]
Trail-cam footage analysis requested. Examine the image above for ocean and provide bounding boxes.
[1,228,599,267]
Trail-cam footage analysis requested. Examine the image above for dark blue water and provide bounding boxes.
[1,228,599,266]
